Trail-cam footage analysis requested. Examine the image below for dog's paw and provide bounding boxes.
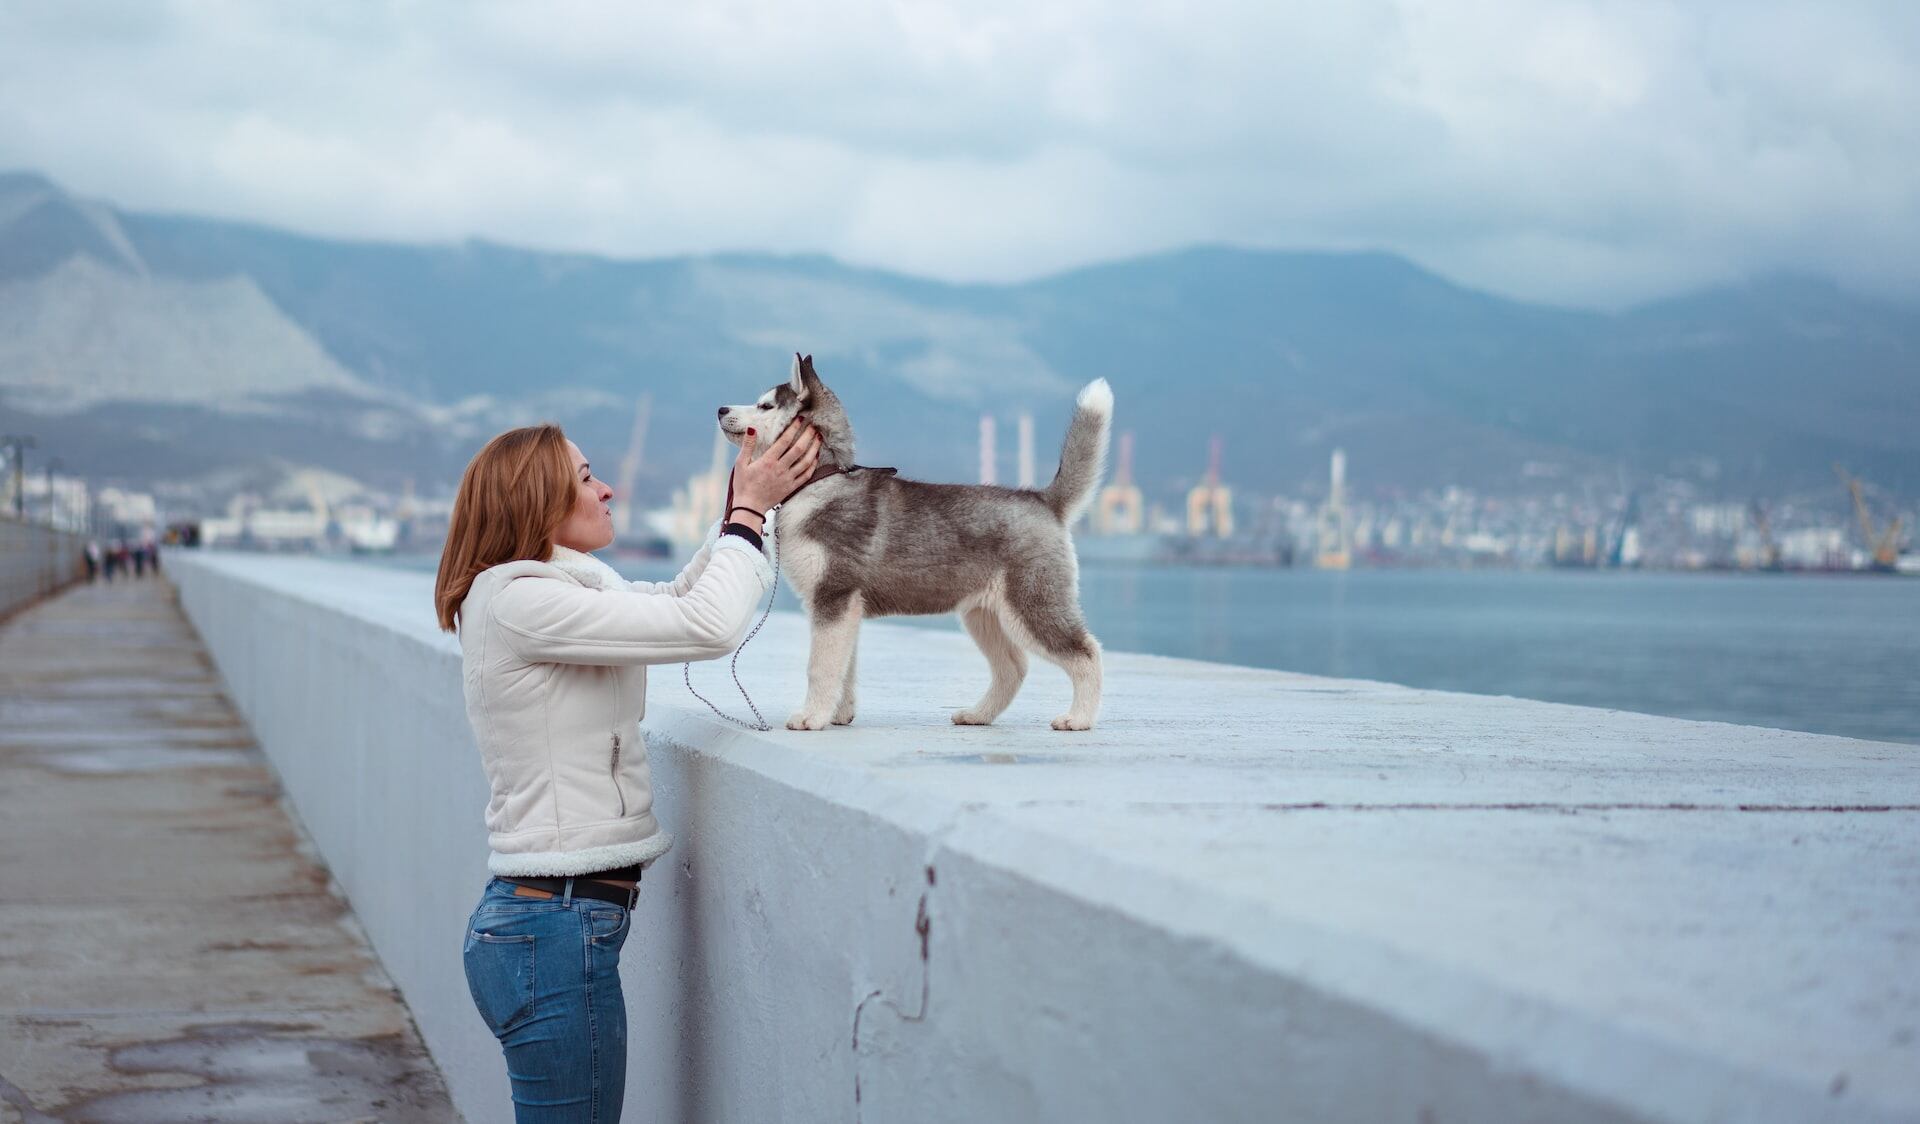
[786,710,832,731]
[1050,714,1093,731]
[832,702,856,725]
[951,709,994,726]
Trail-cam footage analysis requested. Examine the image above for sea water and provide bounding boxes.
[376,553,1920,745]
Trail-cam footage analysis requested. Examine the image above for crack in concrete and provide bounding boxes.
[851,808,964,1122]
[851,868,934,1116]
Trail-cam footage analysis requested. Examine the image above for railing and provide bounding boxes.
[0,516,85,620]
[165,550,1920,1124]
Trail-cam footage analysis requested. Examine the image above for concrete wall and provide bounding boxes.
[0,516,84,620]
[166,552,1920,1124]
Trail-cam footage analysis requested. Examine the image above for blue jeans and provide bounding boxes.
[463,877,633,1121]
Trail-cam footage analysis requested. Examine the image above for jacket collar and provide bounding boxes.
[546,545,626,591]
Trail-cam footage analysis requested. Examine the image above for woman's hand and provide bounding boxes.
[729,417,823,519]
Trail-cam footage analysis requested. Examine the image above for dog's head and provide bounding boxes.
[717,353,856,467]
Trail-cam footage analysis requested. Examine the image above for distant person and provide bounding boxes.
[436,417,820,1119]
[84,540,102,583]
[132,542,147,578]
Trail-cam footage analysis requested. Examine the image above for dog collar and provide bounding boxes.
[781,462,897,504]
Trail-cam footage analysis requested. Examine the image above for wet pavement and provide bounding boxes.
[0,578,459,1122]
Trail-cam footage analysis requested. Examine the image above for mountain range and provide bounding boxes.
[2,169,1915,511]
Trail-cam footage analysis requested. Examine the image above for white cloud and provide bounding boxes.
[0,0,1914,307]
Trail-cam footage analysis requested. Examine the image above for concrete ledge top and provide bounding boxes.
[175,551,1920,1122]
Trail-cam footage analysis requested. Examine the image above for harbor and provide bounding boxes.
[50,418,1909,578]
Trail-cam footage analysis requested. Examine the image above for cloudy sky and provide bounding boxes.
[2,0,1916,308]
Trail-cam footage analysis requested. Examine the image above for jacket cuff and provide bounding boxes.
[719,521,764,553]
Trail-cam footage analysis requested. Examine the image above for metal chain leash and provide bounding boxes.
[682,512,780,732]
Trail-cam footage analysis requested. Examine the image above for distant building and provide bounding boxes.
[1314,448,1351,569]
[1689,504,1748,537]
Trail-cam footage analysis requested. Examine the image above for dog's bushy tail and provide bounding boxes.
[1043,379,1113,523]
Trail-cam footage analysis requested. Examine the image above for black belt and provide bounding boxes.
[499,875,639,910]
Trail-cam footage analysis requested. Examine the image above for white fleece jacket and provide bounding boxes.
[457,522,774,876]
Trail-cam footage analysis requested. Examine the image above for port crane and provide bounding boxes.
[1186,436,1233,538]
[613,394,653,537]
[1833,464,1904,571]
[1605,491,1640,568]
[1094,431,1144,534]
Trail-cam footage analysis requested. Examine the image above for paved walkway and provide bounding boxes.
[0,577,458,1122]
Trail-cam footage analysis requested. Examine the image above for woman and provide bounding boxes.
[434,416,820,1121]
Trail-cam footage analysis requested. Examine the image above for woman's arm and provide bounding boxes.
[625,520,723,597]
[489,417,814,663]
[489,536,775,665]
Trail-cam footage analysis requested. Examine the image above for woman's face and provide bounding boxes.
[553,439,616,553]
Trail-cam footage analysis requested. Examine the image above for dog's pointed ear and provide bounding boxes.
[799,354,820,387]
[789,353,807,393]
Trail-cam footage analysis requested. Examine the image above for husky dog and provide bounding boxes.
[718,355,1111,732]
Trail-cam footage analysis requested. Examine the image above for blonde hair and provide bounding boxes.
[433,424,575,632]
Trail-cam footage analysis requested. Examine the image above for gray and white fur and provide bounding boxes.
[718,354,1111,731]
